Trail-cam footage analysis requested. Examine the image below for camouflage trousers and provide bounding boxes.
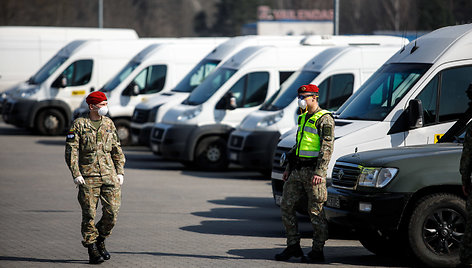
[460,193,472,264]
[78,176,121,247]
[280,166,328,251]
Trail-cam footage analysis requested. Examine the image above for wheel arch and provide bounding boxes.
[187,124,234,162]
[31,100,71,129]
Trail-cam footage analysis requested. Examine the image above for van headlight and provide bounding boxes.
[20,87,40,98]
[357,167,398,188]
[177,105,202,121]
[257,110,284,127]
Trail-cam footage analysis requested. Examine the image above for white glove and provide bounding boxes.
[117,174,124,185]
[74,176,86,185]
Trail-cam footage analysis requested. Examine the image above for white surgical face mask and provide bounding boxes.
[298,99,307,110]
[94,105,108,116]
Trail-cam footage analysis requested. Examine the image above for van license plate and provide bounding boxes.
[326,195,340,208]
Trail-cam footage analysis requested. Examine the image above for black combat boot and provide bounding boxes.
[87,243,104,264]
[304,249,325,263]
[96,236,110,260]
[275,243,305,261]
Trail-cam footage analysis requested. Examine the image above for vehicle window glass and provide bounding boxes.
[438,66,472,122]
[260,71,319,111]
[183,67,237,105]
[328,74,354,110]
[279,71,293,85]
[318,79,329,108]
[243,72,269,107]
[338,63,431,121]
[30,56,68,85]
[416,76,438,125]
[172,59,220,93]
[133,68,147,93]
[143,65,167,94]
[62,60,93,86]
[101,61,140,92]
[229,76,246,107]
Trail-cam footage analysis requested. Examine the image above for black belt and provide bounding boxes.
[292,157,317,169]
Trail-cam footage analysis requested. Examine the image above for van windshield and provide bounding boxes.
[183,67,236,105]
[172,59,220,93]
[101,61,141,92]
[337,63,432,121]
[29,56,68,85]
[260,71,319,111]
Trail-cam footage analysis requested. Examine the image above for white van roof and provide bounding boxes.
[221,45,322,70]
[301,35,408,46]
[387,23,472,64]
[305,45,402,72]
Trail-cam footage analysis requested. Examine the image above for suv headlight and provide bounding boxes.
[257,110,284,127]
[177,105,202,121]
[358,167,398,188]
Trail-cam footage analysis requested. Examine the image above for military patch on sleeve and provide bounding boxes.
[322,125,333,141]
[66,128,75,140]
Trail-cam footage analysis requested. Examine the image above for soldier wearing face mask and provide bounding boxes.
[275,84,335,263]
[65,91,125,264]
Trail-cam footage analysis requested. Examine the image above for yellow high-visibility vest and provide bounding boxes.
[296,109,331,158]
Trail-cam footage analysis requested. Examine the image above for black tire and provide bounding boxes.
[358,229,403,256]
[35,109,66,135]
[114,119,131,146]
[195,136,228,171]
[408,193,466,267]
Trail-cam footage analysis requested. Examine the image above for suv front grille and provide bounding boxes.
[331,162,361,189]
[272,146,289,174]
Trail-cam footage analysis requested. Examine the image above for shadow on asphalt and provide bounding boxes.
[0,125,34,136]
[36,140,65,146]
[113,251,243,260]
[0,256,85,264]
[227,247,415,266]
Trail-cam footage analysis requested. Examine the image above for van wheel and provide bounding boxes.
[114,119,131,146]
[36,109,66,135]
[408,193,466,267]
[195,136,228,171]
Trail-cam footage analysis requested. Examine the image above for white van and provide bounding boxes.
[227,45,403,174]
[0,26,138,91]
[271,24,472,198]
[129,35,306,146]
[73,38,227,145]
[2,38,172,135]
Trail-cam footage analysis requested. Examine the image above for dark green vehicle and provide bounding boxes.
[325,127,468,267]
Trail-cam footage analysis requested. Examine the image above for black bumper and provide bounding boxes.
[2,98,36,128]
[325,186,411,232]
[150,123,197,161]
[131,126,152,146]
[227,130,280,170]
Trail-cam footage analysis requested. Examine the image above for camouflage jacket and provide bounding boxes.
[460,124,472,187]
[65,115,125,179]
[286,107,335,178]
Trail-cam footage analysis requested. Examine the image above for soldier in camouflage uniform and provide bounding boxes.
[460,122,472,267]
[275,84,334,263]
[65,91,125,264]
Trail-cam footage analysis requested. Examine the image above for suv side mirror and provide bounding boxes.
[52,75,67,88]
[408,99,424,129]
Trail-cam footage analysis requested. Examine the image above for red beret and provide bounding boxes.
[297,84,319,94]
[86,91,107,105]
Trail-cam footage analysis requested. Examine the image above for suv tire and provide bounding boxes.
[408,193,466,267]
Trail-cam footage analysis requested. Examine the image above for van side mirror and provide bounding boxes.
[408,99,424,129]
[216,92,237,110]
[52,75,67,88]
[123,82,140,96]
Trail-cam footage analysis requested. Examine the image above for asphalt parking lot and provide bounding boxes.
[0,122,412,267]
